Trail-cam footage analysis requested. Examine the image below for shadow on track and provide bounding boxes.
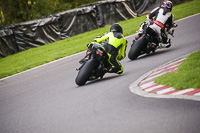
[127,48,172,62]
[75,74,123,87]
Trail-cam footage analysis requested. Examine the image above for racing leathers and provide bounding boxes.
[80,31,127,74]
[136,7,176,48]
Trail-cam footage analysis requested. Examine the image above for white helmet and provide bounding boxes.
[161,1,173,11]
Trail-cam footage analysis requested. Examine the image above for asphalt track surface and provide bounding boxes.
[0,14,200,133]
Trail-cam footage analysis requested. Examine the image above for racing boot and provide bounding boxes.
[159,38,171,48]
[107,67,119,73]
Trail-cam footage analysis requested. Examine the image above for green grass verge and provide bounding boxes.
[0,0,200,79]
[155,50,200,90]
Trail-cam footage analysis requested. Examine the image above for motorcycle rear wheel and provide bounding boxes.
[128,37,148,60]
[75,59,98,86]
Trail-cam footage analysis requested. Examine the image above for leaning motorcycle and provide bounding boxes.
[75,43,111,86]
[128,21,177,60]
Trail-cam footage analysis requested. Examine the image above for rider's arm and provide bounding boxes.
[117,39,127,60]
[146,7,159,21]
[94,32,109,43]
[167,14,176,36]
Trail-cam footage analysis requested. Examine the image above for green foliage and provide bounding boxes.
[31,0,61,18]
[0,0,100,27]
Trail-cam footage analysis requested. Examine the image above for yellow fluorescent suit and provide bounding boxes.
[94,31,127,74]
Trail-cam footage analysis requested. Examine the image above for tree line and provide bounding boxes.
[0,0,100,27]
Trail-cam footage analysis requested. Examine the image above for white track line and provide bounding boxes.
[140,81,155,88]
[171,88,195,95]
[145,85,165,92]
[194,92,200,96]
[156,88,175,95]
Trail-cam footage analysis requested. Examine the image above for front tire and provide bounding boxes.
[75,59,98,86]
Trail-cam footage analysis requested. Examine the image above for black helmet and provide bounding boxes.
[110,23,123,34]
[161,1,173,11]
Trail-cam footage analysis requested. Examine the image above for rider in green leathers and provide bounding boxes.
[79,23,127,74]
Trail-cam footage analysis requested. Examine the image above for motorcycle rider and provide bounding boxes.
[79,23,127,74]
[135,1,176,48]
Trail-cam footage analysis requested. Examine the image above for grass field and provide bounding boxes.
[155,50,200,90]
[0,0,200,79]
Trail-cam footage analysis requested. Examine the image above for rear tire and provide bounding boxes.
[128,37,148,60]
[75,59,98,86]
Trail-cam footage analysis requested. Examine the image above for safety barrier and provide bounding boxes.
[0,0,187,57]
